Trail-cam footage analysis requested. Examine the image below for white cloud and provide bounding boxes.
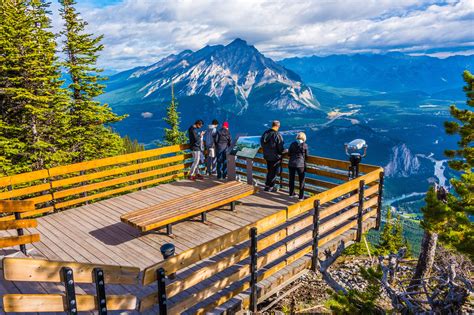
[53,0,474,70]
[141,112,154,118]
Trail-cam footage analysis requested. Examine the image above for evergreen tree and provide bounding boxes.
[59,0,125,161]
[123,135,144,153]
[442,70,473,258]
[163,83,187,146]
[378,207,394,253]
[0,0,72,174]
[326,266,384,314]
[378,207,408,255]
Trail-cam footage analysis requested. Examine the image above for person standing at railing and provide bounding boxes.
[188,119,204,180]
[204,119,219,176]
[216,121,232,179]
[260,120,285,192]
[288,132,308,200]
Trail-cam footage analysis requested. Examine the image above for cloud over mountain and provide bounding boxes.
[54,0,474,71]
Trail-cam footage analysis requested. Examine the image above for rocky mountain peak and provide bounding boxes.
[384,144,421,178]
[109,38,318,115]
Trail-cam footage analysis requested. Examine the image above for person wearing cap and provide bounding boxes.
[260,120,285,192]
[216,121,232,179]
[188,119,204,180]
[204,119,219,175]
[288,132,308,200]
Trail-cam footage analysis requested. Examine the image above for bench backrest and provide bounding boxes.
[0,200,40,254]
[2,257,140,313]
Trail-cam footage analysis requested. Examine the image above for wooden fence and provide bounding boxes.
[0,144,384,313]
[138,157,384,314]
[2,257,140,313]
[0,144,191,221]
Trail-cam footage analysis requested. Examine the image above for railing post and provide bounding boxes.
[245,158,254,185]
[156,268,168,315]
[249,227,258,313]
[62,267,78,315]
[93,268,107,315]
[376,172,384,230]
[357,180,365,242]
[43,168,57,212]
[14,211,27,255]
[311,200,320,271]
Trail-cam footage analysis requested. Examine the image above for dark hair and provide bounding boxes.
[195,119,204,125]
[212,119,219,125]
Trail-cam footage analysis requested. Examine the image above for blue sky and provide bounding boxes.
[53,0,474,71]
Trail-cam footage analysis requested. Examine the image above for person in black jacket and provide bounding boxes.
[188,119,204,180]
[216,121,232,179]
[288,132,308,200]
[260,120,285,192]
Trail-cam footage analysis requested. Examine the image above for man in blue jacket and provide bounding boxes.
[260,120,285,191]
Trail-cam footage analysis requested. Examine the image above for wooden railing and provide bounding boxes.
[0,144,384,313]
[0,144,191,221]
[139,160,384,314]
[0,201,40,254]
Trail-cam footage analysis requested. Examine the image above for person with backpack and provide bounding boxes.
[216,122,232,179]
[260,120,285,192]
[204,119,219,175]
[188,119,204,180]
[288,132,308,200]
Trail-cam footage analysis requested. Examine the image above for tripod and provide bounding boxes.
[348,153,362,180]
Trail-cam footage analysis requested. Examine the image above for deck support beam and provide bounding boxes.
[62,267,78,315]
[356,180,365,242]
[156,268,168,315]
[249,227,258,313]
[311,200,320,271]
[376,172,384,230]
[94,268,108,315]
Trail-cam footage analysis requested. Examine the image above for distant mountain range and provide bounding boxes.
[280,53,474,95]
[104,38,318,119]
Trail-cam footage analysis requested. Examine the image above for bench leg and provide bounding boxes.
[166,224,173,237]
[201,212,207,223]
[230,201,236,212]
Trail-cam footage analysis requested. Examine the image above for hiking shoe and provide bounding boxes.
[264,186,270,192]
[270,187,279,193]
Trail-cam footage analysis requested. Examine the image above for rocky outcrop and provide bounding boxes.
[384,144,420,178]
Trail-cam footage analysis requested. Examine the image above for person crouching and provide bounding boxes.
[288,132,308,200]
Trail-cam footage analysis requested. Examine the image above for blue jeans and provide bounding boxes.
[216,150,227,179]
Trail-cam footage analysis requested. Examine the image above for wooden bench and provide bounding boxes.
[120,181,258,235]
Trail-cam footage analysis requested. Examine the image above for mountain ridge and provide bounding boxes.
[279,53,474,93]
[105,38,319,116]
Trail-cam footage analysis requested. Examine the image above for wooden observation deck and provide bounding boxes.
[0,144,384,314]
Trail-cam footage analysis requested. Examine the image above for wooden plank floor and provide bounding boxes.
[0,177,295,314]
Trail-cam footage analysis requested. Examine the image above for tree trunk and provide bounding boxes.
[410,230,438,288]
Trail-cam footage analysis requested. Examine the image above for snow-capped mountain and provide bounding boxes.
[105,38,318,115]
